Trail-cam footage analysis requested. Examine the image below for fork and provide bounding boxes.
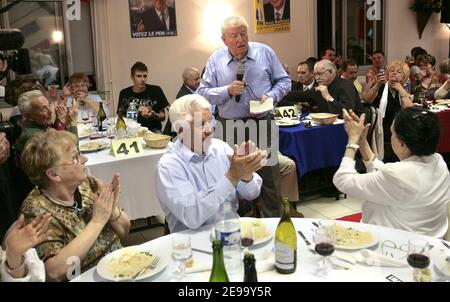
[131,256,160,280]
[442,240,450,250]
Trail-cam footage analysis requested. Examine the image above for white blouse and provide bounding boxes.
[333,154,450,238]
[0,248,45,282]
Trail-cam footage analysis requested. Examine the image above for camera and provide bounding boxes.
[0,120,20,142]
[0,29,31,79]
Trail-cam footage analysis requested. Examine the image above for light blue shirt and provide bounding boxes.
[197,42,291,119]
[155,139,263,233]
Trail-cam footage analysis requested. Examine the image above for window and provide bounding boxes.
[317,0,385,68]
[1,0,95,89]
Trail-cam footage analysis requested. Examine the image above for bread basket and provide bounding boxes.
[310,113,338,125]
[143,133,171,149]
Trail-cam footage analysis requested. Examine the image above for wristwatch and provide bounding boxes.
[346,143,359,151]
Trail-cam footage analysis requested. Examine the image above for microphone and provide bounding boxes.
[235,63,245,103]
[0,29,24,51]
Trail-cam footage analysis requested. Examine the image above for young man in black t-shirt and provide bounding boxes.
[117,62,169,132]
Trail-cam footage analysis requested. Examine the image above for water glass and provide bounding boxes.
[171,235,192,280]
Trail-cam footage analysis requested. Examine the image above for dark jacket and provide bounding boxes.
[141,7,177,32]
[263,0,290,22]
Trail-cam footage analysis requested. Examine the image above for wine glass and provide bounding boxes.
[313,220,336,278]
[171,235,192,281]
[81,110,90,124]
[407,238,432,282]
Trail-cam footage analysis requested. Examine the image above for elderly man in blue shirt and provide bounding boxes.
[155,94,266,233]
[197,15,291,217]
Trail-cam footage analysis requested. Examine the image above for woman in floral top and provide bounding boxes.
[20,130,130,281]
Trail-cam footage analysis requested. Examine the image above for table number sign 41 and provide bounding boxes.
[111,137,144,157]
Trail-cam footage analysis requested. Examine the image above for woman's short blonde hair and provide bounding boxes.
[21,129,78,188]
[387,60,410,84]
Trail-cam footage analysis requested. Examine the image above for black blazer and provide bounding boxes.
[141,7,176,31]
[264,0,290,22]
[176,85,193,99]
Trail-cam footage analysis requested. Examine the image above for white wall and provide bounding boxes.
[92,0,450,113]
[385,0,449,67]
[92,0,314,111]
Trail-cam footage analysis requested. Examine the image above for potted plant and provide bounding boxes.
[410,0,443,38]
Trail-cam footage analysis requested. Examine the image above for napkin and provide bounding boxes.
[355,249,408,267]
[249,98,274,114]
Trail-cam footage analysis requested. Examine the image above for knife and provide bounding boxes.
[297,231,316,254]
[192,247,232,259]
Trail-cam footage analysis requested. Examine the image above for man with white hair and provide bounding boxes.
[313,59,363,116]
[155,94,265,233]
[14,90,78,153]
[176,67,201,98]
[197,15,291,217]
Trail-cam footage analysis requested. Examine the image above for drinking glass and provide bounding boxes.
[313,220,336,278]
[171,235,192,281]
[407,238,432,282]
[81,110,90,124]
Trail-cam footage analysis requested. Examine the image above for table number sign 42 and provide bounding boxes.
[277,106,298,119]
[111,137,144,157]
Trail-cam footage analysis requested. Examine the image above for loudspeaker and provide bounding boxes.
[441,0,450,23]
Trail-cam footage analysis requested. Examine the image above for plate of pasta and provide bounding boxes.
[79,140,109,153]
[96,245,169,281]
[335,224,378,250]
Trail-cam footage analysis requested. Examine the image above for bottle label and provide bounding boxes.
[215,229,241,247]
[275,242,296,270]
[127,111,138,120]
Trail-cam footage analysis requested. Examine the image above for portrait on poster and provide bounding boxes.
[254,0,291,33]
[129,0,177,38]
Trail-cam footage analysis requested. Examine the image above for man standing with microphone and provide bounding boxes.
[197,15,291,217]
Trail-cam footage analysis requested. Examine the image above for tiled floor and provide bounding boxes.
[120,195,364,247]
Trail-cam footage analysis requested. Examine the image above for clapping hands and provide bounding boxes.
[226,141,267,186]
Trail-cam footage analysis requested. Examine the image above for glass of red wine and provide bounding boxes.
[407,238,432,282]
[313,220,336,278]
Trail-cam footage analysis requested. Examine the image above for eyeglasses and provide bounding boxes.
[314,69,330,76]
[60,151,84,166]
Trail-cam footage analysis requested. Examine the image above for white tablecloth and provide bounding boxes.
[84,139,166,220]
[71,218,450,282]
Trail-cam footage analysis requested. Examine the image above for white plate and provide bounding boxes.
[432,249,450,277]
[78,130,93,139]
[96,245,169,281]
[334,224,378,250]
[275,119,301,127]
[211,217,273,248]
[79,139,109,153]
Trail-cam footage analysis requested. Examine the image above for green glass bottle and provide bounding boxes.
[115,113,127,139]
[209,240,229,282]
[243,252,258,282]
[275,197,297,274]
[97,101,107,131]
[413,75,422,104]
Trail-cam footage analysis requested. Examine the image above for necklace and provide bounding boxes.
[41,189,82,211]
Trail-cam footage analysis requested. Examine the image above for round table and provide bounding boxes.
[71,218,450,282]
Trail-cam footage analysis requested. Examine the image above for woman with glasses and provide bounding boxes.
[333,108,450,238]
[361,60,413,162]
[19,130,130,281]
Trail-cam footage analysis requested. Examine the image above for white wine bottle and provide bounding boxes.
[116,113,127,139]
[275,197,297,274]
[97,101,107,132]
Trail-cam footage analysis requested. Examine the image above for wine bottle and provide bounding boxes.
[116,113,127,139]
[209,240,229,282]
[275,197,297,274]
[97,101,107,131]
[243,252,258,282]
[412,75,422,104]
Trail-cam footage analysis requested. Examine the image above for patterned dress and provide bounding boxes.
[20,177,122,274]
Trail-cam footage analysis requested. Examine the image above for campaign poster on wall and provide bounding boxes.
[254,0,291,33]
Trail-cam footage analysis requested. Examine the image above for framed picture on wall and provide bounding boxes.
[254,0,291,33]
[129,0,177,38]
